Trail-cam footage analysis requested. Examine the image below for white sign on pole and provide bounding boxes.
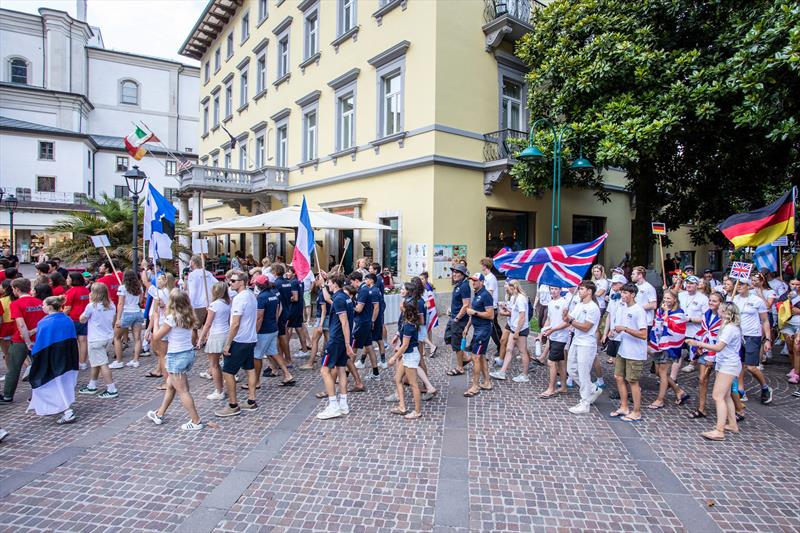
[90,235,111,247]
[729,261,754,282]
[772,236,789,246]
[192,238,209,254]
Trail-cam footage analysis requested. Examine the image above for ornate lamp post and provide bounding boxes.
[123,165,147,268]
[4,194,19,256]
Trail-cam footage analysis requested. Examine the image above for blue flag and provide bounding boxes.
[143,182,177,260]
[753,244,778,273]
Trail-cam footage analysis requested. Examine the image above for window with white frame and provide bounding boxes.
[214,48,221,71]
[337,93,355,150]
[37,176,55,192]
[276,125,288,167]
[241,12,250,42]
[204,62,210,83]
[226,33,234,58]
[305,9,319,59]
[165,160,177,175]
[256,54,266,93]
[213,94,220,126]
[338,0,356,35]
[9,57,29,84]
[239,144,248,170]
[225,82,233,116]
[380,71,402,137]
[277,35,289,78]
[258,0,268,22]
[212,155,219,167]
[303,109,317,161]
[116,156,129,171]
[114,185,128,199]
[239,69,248,106]
[255,135,265,167]
[164,188,179,202]
[224,151,231,168]
[120,79,139,105]
[203,104,209,133]
[501,78,523,130]
[38,141,54,160]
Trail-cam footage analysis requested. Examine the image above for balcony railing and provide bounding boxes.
[179,165,289,194]
[483,129,527,162]
[0,187,89,205]
[483,0,545,24]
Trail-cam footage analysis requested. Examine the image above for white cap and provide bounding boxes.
[611,274,627,285]
[267,273,277,283]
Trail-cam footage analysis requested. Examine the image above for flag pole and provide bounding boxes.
[99,244,121,281]
[136,121,185,184]
[657,234,667,289]
[337,237,351,273]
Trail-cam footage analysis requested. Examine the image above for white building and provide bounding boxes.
[0,2,199,261]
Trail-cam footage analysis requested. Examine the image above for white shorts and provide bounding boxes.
[205,333,227,354]
[88,340,111,367]
[403,348,420,369]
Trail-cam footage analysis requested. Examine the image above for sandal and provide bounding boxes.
[446,368,465,376]
[688,410,707,419]
[279,379,296,387]
[610,409,630,418]
[404,411,422,420]
[701,431,725,441]
[144,372,163,378]
[676,393,690,406]
[479,385,493,391]
[390,406,407,415]
[156,385,167,391]
[621,415,642,423]
[735,412,746,422]
[430,346,437,357]
[724,425,740,434]
[463,389,480,398]
[647,403,664,410]
[241,384,262,390]
[539,391,559,399]
[348,386,366,393]
[315,391,327,399]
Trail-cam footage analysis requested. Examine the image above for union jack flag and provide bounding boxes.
[492,233,608,288]
[424,286,439,334]
[689,309,721,360]
[648,307,687,357]
[729,261,753,282]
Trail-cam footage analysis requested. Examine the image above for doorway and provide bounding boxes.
[339,229,354,272]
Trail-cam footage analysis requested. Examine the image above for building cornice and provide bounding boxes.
[368,40,410,68]
[272,16,293,36]
[294,90,321,108]
[0,82,95,111]
[327,68,360,90]
[87,47,199,71]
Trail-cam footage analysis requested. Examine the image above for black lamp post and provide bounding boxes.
[123,165,147,269]
[4,194,18,256]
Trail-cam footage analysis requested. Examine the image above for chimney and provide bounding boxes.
[76,0,87,22]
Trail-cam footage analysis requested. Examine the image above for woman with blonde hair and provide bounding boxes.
[147,289,203,431]
[197,282,231,400]
[687,302,743,441]
[144,273,175,387]
[78,283,118,399]
[490,280,531,382]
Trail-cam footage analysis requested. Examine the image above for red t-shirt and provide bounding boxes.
[98,273,123,305]
[52,285,66,296]
[65,286,91,321]
[0,271,6,283]
[10,295,45,343]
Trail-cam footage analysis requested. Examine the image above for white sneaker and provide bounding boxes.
[181,420,204,431]
[384,393,399,402]
[78,362,88,371]
[568,402,591,414]
[365,373,381,381]
[109,361,124,370]
[234,374,242,382]
[0,428,8,442]
[489,370,506,380]
[493,357,503,367]
[146,410,163,425]
[378,360,388,369]
[316,404,342,419]
[206,390,225,400]
[589,387,603,404]
[199,371,212,380]
[681,364,695,373]
[296,351,309,358]
[125,360,140,368]
[354,360,365,369]
[512,374,530,383]
[338,402,350,415]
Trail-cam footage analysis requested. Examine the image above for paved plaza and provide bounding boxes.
[0,322,798,533]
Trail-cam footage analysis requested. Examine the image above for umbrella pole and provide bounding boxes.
[337,237,351,274]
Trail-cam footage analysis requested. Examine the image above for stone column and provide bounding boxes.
[178,196,190,270]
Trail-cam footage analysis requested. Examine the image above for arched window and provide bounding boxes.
[120,79,139,105]
[9,58,28,84]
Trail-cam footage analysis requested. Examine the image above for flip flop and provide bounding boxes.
[446,368,465,376]
[701,431,725,441]
[430,346,437,357]
[647,403,664,410]
[390,407,407,415]
[348,386,366,393]
[621,415,642,423]
[404,411,422,420]
[241,384,262,390]
[688,410,707,419]
[735,412,746,422]
[463,389,480,397]
[610,409,630,417]
[144,372,163,378]
[315,391,327,399]
[676,393,691,406]
[479,384,493,391]
[279,379,296,387]
[539,391,559,399]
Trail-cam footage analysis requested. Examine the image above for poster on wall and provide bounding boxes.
[433,244,468,279]
[405,243,428,276]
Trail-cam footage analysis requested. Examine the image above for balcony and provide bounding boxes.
[178,165,289,204]
[0,187,89,209]
[482,0,544,51]
[483,128,527,162]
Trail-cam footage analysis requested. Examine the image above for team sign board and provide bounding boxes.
[651,222,666,235]
[90,235,111,247]
[729,261,754,282]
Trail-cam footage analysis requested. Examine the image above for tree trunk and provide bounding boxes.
[629,166,657,268]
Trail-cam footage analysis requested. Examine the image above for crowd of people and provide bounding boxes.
[0,250,797,443]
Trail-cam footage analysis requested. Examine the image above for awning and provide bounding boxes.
[190,206,391,235]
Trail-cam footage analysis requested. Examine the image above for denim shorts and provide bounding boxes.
[255,332,278,359]
[73,320,88,337]
[119,311,144,329]
[166,349,196,374]
[314,316,330,330]
[403,347,421,369]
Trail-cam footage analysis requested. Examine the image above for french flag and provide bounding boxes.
[292,196,315,282]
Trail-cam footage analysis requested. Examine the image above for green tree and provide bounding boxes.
[514,0,798,264]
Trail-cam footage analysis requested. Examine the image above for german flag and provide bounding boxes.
[719,188,796,249]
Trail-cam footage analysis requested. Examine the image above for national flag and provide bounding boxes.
[291,196,314,282]
[648,307,687,357]
[777,292,799,329]
[753,244,778,273]
[718,188,796,248]
[143,182,177,260]
[729,261,753,282]
[651,222,666,235]
[124,126,156,160]
[492,233,608,288]
[424,287,439,334]
[221,124,237,150]
[27,312,79,416]
[176,155,193,173]
[689,308,721,360]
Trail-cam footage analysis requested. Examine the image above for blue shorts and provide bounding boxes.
[166,349,195,374]
[278,316,288,336]
[739,335,761,366]
[371,318,384,342]
[255,332,278,359]
[119,311,143,329]
[470,331,491,357]
[314,316,330,330]
[73,320,87,337]
[322,341,348,368]
[351,322,372,349]
[287,313,304,328]
[222,341,255,374]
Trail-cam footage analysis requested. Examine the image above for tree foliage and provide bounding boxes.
[514,0,798,263]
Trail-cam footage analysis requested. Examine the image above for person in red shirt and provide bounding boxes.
[49,272,67,296]
[97,261,123,306]
[2,278,45,402]
[64,272,91,368]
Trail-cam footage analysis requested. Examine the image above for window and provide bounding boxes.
[116,156,129,171]
[225,82,233,117]
[380,216,398,273]
[255,135,265,167]
[38,141,54,160]
[120,80,139,105]
[572,215,605,266]
[37,176,55,192]
[204,62,210,83]
[303,110,317,161]
[10,58,28,84]
[213,94,220,126]
[305,10,319,59]
[87,150,92,168]
[239,144,248,170]
[337,93,354,150]
[214,48,221,71]
[258,0,268,22]
[276,125,288,167]
[256,54,266,93]
[501,78,522,130]
[114,185,129,199]
[339,0,356,35]
[381,72,402,136]
[224,151,232,168]
[165,160,177,176]
[241,12,250,42]
[239,69,248,106]
[164,188,178,202]
[212,155,219,167]
[278,36,289,78]
[226,33,234,59]
[486,209,530,260]
[203,104,209,133]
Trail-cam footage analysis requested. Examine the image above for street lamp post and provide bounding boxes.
[4,194,18,256]
[123,165,147,269]
[518,118,593,245]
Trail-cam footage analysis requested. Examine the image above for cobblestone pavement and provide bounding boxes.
[0,322,798,532]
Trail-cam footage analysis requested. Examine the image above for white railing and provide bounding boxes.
[180,165,288,193]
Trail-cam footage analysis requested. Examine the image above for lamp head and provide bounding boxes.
[569,156,594,170]
[5,194,18,211]
[518,144,546,162]
[123,165,148,195]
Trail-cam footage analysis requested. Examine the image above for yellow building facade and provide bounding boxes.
[179,0,720,290]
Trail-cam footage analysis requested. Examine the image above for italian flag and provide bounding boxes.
[124,126,157,160]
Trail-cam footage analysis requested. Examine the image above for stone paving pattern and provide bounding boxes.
[1,321,798,532]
